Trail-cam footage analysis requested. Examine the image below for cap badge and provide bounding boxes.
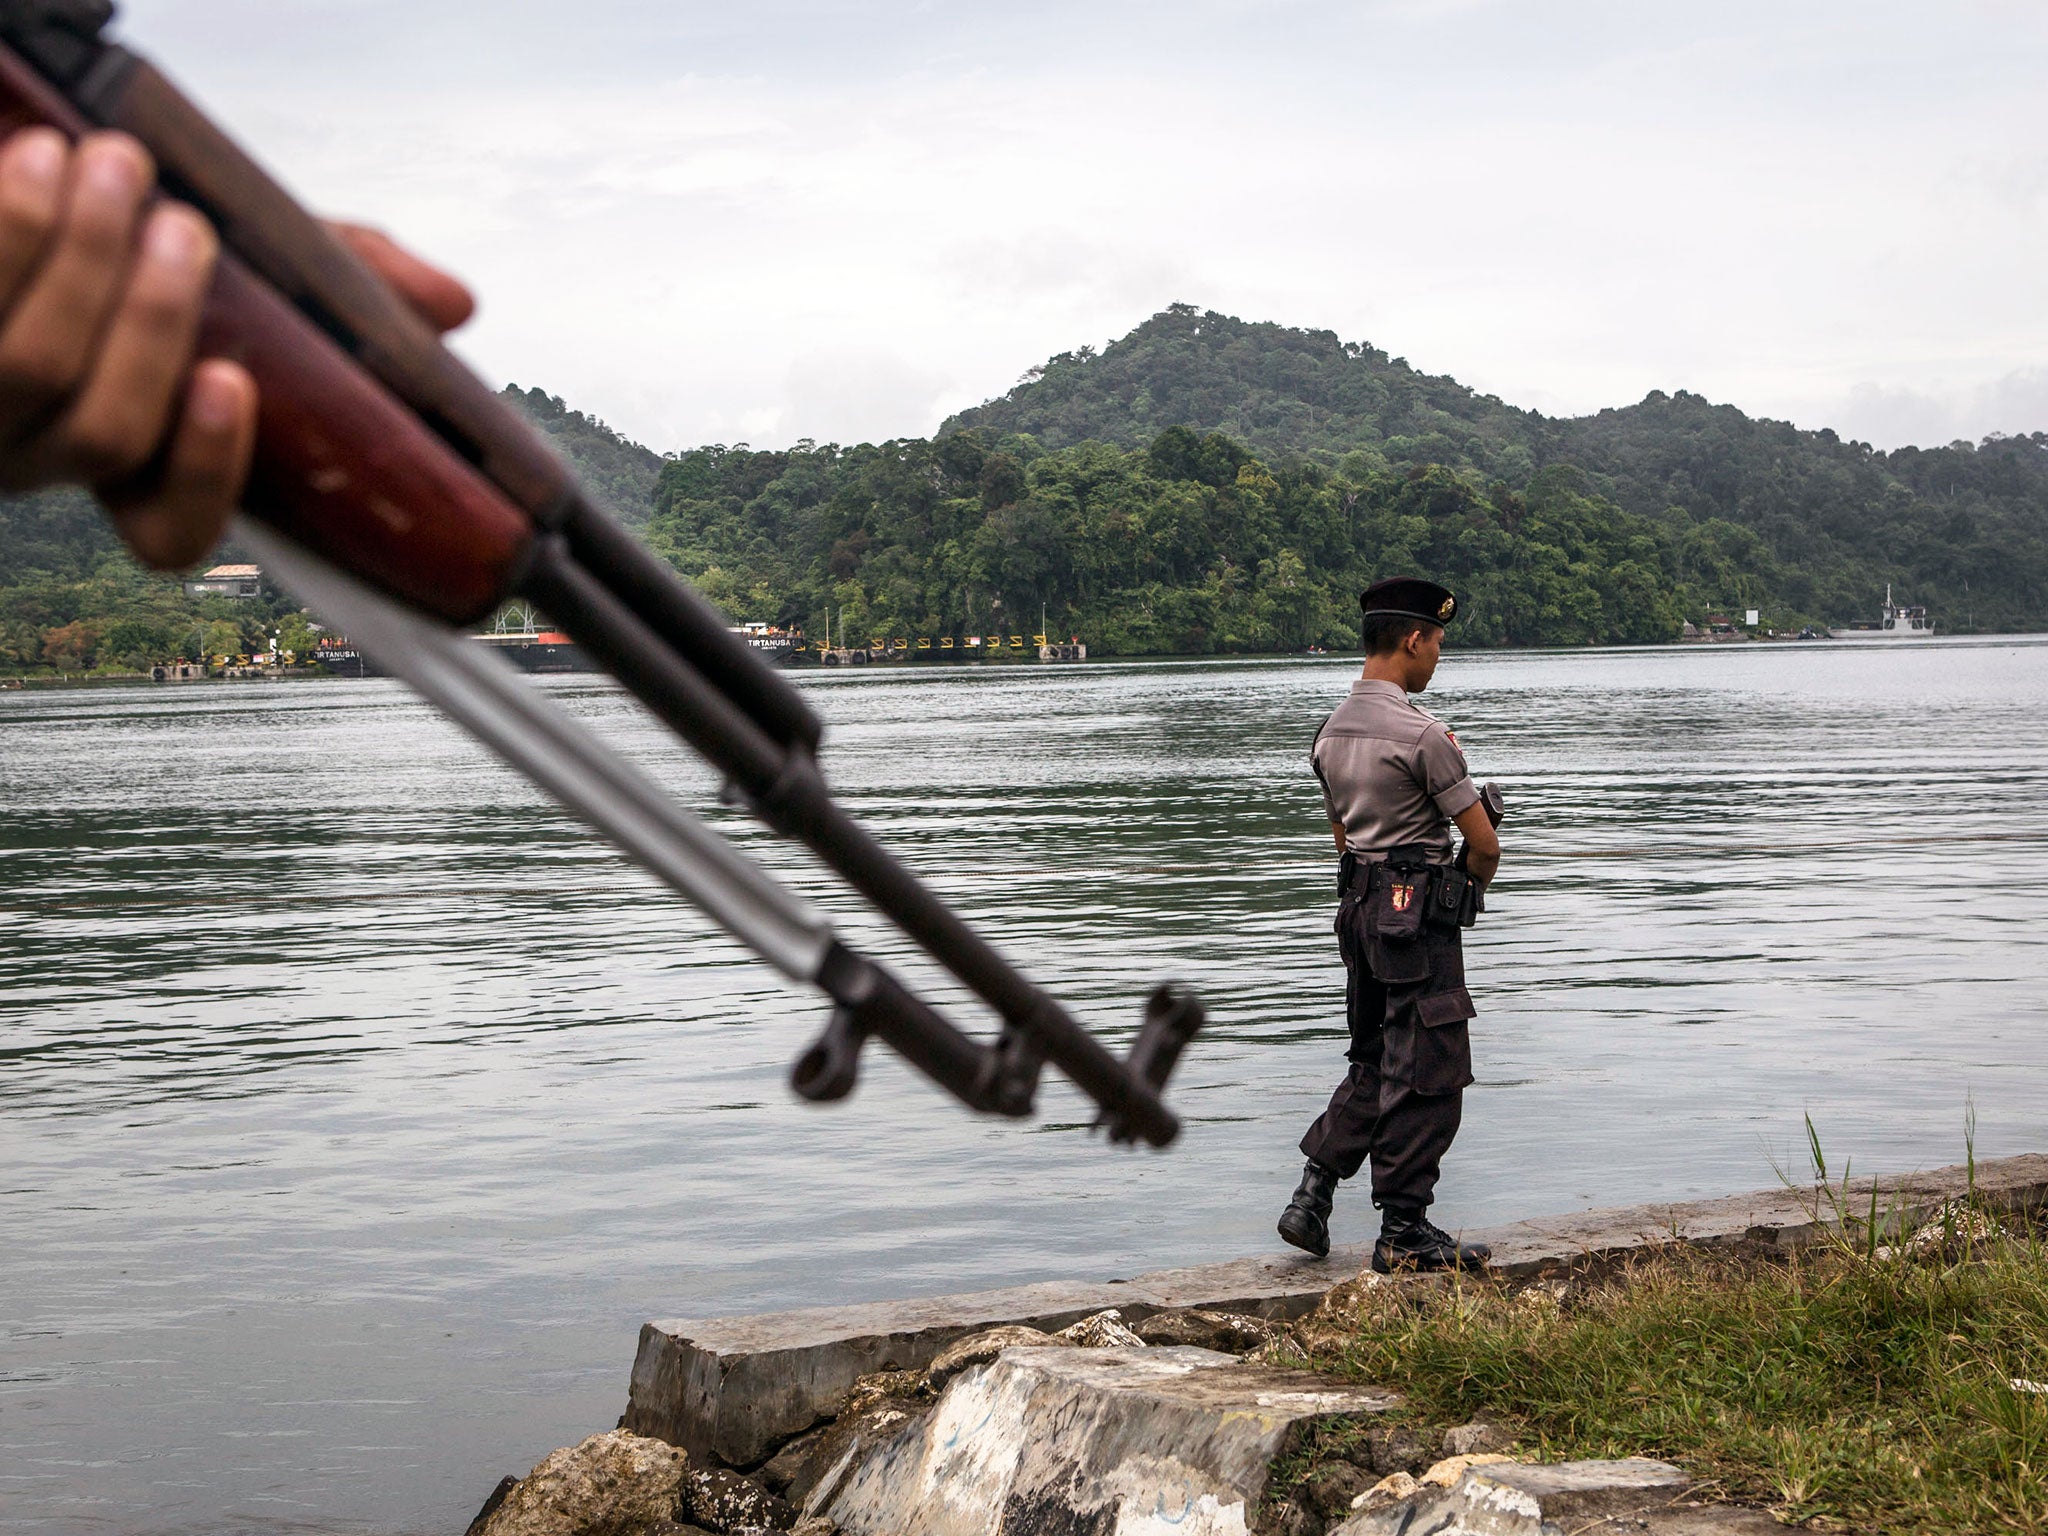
[1438,596,1455,620]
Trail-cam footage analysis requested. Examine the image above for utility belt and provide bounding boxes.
[1333,844,1481,1074]
[1338,844,1481,934]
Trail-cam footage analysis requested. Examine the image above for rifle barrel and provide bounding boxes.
[239,519,1093,1124]
[236,520,835,981]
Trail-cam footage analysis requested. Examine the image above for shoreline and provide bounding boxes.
[465,1153,2048,1536]
[3,628,2030,690]
[623,1151,2048,1467]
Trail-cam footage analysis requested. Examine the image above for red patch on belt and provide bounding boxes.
[1391,883,1415,912]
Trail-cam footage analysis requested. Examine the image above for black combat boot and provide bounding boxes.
[1277,1160,1341,1258]
[1371,1204,1491,1274]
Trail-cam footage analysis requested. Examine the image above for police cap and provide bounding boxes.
[1359,577,1457,627]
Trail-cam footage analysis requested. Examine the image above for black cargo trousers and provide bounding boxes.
[1299,849,1477,1210]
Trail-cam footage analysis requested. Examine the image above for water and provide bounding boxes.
[5,641,2047,1533]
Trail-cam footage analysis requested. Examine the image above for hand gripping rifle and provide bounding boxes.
[0,0,1201,1145]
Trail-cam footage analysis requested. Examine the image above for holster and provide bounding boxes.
[1431,865,1476,931]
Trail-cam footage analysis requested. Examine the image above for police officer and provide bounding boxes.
[1277,577,1501,1272]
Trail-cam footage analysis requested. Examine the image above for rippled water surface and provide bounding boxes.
[6,641,2048,1532]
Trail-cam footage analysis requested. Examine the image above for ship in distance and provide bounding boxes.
[1829,586,1934,640]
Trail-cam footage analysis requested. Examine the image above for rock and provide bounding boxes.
[839,1369,924,1417]
[1511,1278,1571,1314]
[1473,1458,1687,1517]
[778,1395,931,1512]
[1133,1308,1282,1354]
[1331,1457,1690,1535]
[754,1425,827,1498]
[1266,1498,1321,1536]
[1251,1333,1312,1369]
[1054,1308,1146,1347]
[1292,1273,1457,1355]
[678,1468,795,1532]
[466,1475,520,1536]
[1417,1452,1517,1488]
[1296,1460,1371,1519]
[1362,1423,1438,1477]
[473,1430,689,1536]
[789,1520,838,1536]
[922,1326,1062,1391]
[1350,1471,1417,1511]
[1440,1422,1510,1458]
[817,1345,1397,1535]
[1876,1197,2009,1260]
[627,1277,1335,1469]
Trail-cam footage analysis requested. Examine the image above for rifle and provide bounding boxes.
[0,0,1201,1145]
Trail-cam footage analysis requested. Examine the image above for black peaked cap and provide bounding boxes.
[1360,577,1457,626]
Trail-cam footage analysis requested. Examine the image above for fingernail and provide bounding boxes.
[145,206,211,269]
[188,364,244,431]
[9,129,64,192]
[80,139,146,200]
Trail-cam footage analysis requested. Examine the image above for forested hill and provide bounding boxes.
[3,309,2045,673]
[945,305,2044,537]
[943,303,1542,477]
[933,304,2048,634]
[501,384,665,527]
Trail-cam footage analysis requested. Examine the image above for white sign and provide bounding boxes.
[1745,609,1760,626]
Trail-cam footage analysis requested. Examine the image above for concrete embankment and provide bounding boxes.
[624,1151,2048,1467]
[468,1153,2047,1536]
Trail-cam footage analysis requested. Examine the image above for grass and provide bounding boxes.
[1294,1187,2048,1532]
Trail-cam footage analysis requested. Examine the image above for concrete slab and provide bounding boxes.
[1475,1152,2048,1276]
[816,1345,1399,1536]
[625,1279,1179,1468]
[625,1153,2048,1467]
[1334,1458,1690,1535]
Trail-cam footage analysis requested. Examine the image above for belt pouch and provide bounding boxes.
[1368,862,1428,943]
[1361,863,1433,984]
[1427,867,1469,931]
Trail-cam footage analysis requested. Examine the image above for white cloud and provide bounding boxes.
[1830,368,2048,451]
[117,0,2048,453]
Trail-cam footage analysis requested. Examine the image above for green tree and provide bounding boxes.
[202,618,243,658]
[102,617,171,666]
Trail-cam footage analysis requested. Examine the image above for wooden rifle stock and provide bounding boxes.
[0,42,533,622]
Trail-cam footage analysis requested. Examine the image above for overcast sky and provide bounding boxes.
[122,0,2048,454]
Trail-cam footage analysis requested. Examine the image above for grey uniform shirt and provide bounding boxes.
[1312,679,1479,860]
